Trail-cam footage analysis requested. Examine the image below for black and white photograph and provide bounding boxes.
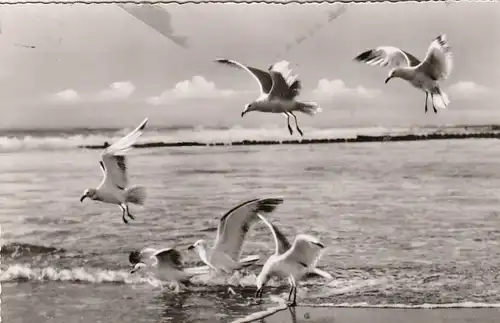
[1,1,500,323]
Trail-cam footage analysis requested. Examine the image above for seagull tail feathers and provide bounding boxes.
[124,186,147,205]
[432,88,450,110]
[296,101,322,115]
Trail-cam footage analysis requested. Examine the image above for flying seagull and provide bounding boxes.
[254,214,332,307]
[214,59,321,136]
[129,247,210,292]
[354,34,453,114]
[187,197,284,282]
[80,118,148,224]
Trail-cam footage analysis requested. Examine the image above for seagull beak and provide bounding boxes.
[187,245,194,251]
[385,76,391,84]
[241,111,246,117]
[80,195,87,203]
[130,268,137,274]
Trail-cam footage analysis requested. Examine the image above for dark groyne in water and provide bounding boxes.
[79,132,500,150]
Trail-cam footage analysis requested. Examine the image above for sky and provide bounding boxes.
[0,2,499,130]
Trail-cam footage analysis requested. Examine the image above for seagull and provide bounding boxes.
[80,117,148,224]
[213,59,321,136]
[129,247,210,292]
[187,197,284,284]
[254,214,332,307]
[354,34,453,114]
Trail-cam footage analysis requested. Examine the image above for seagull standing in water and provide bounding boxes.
[188,197,284,286]
[80,118,148,224]
[214,59,321,136]
[354,34,453,114]
[255,214,332,307]
[129,247,210,292]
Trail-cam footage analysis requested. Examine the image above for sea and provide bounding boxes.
[2,124,500,323]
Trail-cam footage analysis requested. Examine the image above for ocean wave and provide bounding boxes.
[0,263,332,289]
[2,124,498,152]
[0,264,137,284]
[1,242,66,258]
[3,263,500,310]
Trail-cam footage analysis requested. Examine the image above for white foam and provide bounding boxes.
[0,126,420,152]
[0,264,147,284]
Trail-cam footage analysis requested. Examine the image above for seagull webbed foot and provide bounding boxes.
[127,212,135,220]
[297,127,304,137]
[288,125,294,135]
[287,301,297,307]
[122,214,129,224]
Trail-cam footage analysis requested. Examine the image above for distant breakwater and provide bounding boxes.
[79,132,500,149]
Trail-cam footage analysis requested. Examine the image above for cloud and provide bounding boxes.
[447,81,489,99]
[96,81,136,101]
[313,79,380,99]
[50,89,80,103]
[146,76,235,105]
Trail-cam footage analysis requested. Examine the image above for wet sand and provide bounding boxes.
[234,306,500,323]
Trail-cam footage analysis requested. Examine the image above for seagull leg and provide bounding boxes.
[287,277,294,301]
[125,204,135,220]
[119,204,128,224]
[287,277,297,307]
[424,92,429,114]
[289,112,303,137]
[431,93,437,113]
[284,112,293,135]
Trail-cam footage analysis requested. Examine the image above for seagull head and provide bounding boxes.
[385,68,398,84]
[188,239,206,251]
[129,251,142,265]
[255,270,270,300]
[241,104,252,117]
[130,262,147,274]
[80,188,97,202]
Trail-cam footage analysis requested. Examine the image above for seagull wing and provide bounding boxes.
[152,248,184,271]
[285,234,326,268]
[268,60,301,100]
[415,34,453,81]
[354,46,421,68]
[214,58,273,95]
[98,118,148,190]
[257,213,292,255]
[213,197,284,260]
[268,71,290,99]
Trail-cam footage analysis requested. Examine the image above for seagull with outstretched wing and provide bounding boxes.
[254,214,332,307]
[129,247,210,292]
[80,118,148,224]
[354,34,453,114]
[187,197,284,290]
[213,59,321,136]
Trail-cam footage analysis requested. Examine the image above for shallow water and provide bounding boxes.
[2,139,500,322]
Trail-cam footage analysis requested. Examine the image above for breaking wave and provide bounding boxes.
[1,242,66,259]
[1,124,499,152]
[3,262,500,311]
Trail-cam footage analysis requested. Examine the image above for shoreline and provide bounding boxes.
[79,132,500,149]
